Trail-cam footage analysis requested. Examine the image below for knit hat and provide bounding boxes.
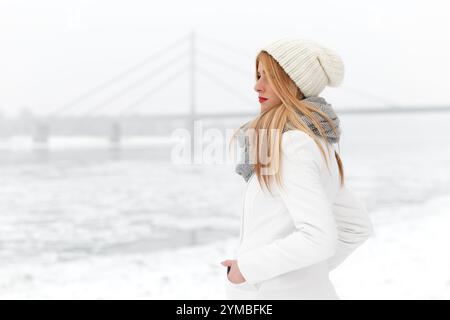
[259,38,345,97]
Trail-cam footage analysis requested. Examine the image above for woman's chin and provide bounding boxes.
[260,105,271,113]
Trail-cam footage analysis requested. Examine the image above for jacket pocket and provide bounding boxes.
[225,270,257,290]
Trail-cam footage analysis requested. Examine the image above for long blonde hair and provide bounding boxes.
[229,51,345,194]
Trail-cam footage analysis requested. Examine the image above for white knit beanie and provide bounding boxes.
[259,38,345,97]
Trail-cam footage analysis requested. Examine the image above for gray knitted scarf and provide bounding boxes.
[235,96,341,182]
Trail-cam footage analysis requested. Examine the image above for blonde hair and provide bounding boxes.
[229,51,345,194]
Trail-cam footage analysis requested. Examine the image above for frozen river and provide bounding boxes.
[0,112,449,299]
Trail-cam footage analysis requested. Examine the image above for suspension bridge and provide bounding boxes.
[30,30,450,145]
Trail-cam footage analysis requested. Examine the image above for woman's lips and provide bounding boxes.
[259,97,268,103]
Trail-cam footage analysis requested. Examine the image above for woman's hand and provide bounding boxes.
[221,259,246,284]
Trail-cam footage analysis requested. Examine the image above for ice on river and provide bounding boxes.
[0,112,449,299]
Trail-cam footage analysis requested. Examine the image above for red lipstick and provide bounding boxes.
[259,97,268,103]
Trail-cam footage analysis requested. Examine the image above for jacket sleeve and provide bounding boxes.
[326,184,374,272]
[236,130,339,285]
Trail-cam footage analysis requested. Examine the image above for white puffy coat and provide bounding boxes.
[224,129,374,299]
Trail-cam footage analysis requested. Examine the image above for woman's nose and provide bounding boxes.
[254,81,263,93]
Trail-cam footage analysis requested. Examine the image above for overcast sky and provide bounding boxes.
[1,0,449,117]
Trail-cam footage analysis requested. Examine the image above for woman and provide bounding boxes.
[220,38,374,300]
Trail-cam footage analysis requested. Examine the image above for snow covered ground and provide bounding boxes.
[1,193,449,300]
[0,112,449,299]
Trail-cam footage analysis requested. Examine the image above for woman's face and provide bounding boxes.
[254,61,282,113]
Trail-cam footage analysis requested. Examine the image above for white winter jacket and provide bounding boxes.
[224,129,374,300]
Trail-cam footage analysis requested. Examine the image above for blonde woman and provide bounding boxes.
[221,38,374,300]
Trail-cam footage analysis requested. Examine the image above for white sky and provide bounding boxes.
[1,0,449,117]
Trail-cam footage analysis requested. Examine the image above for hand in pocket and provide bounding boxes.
[221,259,246,284]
